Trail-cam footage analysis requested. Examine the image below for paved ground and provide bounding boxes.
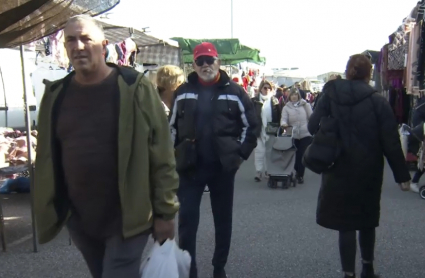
[0,157,424,278]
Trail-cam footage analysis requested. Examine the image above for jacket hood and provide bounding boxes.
[323,79,376,106]
[187,69,231,87]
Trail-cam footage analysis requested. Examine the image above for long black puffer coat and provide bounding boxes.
[308,79,410,231]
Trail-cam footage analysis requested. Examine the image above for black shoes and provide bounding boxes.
[361,263,380,278]
[213,268,228,278]
[297,176,304,184]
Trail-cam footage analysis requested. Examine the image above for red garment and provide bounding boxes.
[198,73,220,86]
[242,77,248,90]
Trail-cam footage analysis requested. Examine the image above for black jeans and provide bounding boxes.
[339,229,376,273]
[294,136,312,178]
[178,163,236,278]
[412,168,425,183]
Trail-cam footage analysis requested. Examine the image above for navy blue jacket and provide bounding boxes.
[169,70,258,172]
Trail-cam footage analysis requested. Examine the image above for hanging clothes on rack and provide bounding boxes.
[388,27,409,70]
[406,21,421,95]
[105,44,118,64]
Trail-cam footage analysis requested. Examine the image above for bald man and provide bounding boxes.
[34,15,179,278]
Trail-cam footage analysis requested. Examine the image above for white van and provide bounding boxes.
[0,48,68,130]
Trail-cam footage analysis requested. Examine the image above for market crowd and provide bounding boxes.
[33,14,413,278]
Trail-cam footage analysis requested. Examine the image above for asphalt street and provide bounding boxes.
[0,156,424,278]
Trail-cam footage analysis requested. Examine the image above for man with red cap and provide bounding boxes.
[170,42,258,278]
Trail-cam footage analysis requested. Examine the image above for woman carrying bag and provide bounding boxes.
[307,54,410,278]
[280,88,313,184]
[251,80,281,181]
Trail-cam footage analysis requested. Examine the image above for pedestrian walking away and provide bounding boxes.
[308,54,411,278]
[34,15,179,278]
[281,87,313,184]
[169,42,258,278]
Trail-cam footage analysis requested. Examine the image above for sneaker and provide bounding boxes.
[297,176,304,184]
[264,171,270,179]
[254,171,262,182]
[410,183,420,193]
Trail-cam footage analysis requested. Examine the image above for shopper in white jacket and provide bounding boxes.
[281,88,313,184]
[251,80,281,181]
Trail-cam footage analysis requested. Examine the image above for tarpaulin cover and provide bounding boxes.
[0,0,120,48]
[100,21,181,66]
[171,37,266,65]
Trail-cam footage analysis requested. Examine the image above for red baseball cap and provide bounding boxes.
[193,42,218,60]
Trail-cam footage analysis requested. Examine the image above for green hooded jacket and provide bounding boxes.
[34,65,179,244]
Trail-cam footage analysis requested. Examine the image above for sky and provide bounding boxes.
[105,0,419,76]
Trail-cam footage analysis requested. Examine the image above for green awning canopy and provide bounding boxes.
[171,37,265,65]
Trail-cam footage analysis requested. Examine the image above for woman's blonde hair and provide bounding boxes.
[156,65,185,94]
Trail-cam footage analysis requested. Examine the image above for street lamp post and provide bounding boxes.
[231,0,233,38]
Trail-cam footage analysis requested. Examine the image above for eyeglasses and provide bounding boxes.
[262,86,271,90]
[195,56,216,67]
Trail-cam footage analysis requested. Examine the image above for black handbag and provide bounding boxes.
[265,122,280,135]
[302,90,342,174]
[302,116,341,174]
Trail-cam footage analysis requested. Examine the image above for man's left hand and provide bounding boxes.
[153,218,175,243]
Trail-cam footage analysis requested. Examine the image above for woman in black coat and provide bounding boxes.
[308,54,411,278]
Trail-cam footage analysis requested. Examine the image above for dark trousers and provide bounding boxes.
[339,229,376,273]
[178,163,236,278]
[412,168,425,183]
[67,217,149,278]
[294,136,312,178]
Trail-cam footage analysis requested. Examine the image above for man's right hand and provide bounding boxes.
[399,181,411,192]
[153,218,175,243]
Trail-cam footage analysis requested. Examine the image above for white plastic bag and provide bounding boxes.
[174,241,191,278]
[140,239,191,278]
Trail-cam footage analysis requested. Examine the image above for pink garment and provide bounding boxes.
[117,38,137,66]
[48,30,69,67]
[406,22,421,95]
[123,38,136,64]
[117,41,127,66]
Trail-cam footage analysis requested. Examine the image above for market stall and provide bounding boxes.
[100,21,182,68]
[0,0,120,252]
[171,37,265,65]
[371,1,425,125]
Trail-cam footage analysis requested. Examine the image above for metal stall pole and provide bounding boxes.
[231,0,234,38]
[19,45,38,253]
[0,66,8,127]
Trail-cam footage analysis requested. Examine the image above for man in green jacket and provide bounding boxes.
[34,15,179,278]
